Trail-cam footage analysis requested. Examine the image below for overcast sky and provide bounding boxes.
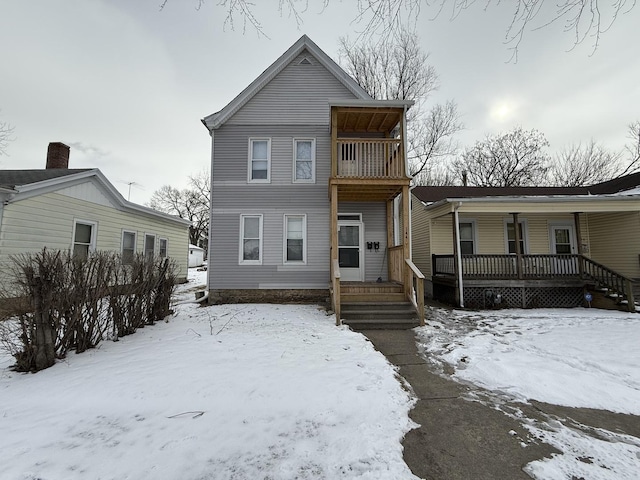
[1,0,639,204]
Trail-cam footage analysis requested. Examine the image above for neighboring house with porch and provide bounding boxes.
[412,175,640,311]
[0,143,191,286]
[202,35,425,328]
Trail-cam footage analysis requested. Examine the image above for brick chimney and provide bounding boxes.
[46,142,70,169]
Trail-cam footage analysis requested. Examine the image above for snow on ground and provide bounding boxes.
[0,269,419,480]
[417,307,640,480]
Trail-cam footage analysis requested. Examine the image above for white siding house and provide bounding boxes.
[0,143,191,285]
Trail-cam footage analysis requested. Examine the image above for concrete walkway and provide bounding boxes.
[361,329,558,480]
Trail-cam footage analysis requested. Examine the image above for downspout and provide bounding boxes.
[454,202,465,308]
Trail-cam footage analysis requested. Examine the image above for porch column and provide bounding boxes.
[402,185,411,296]
[387,199,394,279]
[574,212,585,278]
[512,212,523,279]
[452,210,463,307]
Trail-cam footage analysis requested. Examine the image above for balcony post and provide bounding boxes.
[402,185,411,297]
[331,107,338,178]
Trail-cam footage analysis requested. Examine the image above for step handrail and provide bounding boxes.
[580,255,636,312]
[405,258,425,326]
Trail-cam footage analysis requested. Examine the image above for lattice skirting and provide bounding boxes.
[434,284,584,309]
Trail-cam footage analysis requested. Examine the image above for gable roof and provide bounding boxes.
[588,172,640,194]
[1,168,191,227]
[0,169,92,189]
[202,35,372,131]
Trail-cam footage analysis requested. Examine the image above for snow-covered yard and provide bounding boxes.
[417,307,640,480]
[0,270,418,480]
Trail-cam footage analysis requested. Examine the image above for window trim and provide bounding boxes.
[71,219,97,258]
[504,218,529,254]
[144,233,156,259]
[239,214,263,265]
[292,138,316,184]
[248,138,271,183]
[283,214,307,264]
[121,229,137,264]
[458,219,477,255]
[159,238,168,258]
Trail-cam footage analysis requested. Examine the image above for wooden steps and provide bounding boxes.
[340,301,420,330]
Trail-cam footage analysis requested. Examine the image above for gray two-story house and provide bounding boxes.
[202,35,424,327]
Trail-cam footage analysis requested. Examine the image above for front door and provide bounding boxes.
[550,225,577,274]
[338,219,364,281]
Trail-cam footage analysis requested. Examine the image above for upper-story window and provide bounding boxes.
[293,139,315,183]
[248,138,271,183]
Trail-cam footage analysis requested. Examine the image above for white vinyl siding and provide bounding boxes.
[240,214,263,265]
[284,214,306,263]
[0,188,189,283]
[248,138,271,183]
[293,139,315,183]
[121,230,136,264]
[72,220,97,258]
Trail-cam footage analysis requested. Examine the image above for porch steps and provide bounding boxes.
[340,302,420,330]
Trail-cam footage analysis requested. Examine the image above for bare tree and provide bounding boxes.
[618,120,640,177]
[165,1,636,57]
[452,127,551,187]
[0,111,15,156]
[148,170,210,250]
[408,100,462,178]
[549,140,621,186]
[339,31,463,180]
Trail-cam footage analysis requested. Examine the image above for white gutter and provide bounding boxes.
[454,202,464,308]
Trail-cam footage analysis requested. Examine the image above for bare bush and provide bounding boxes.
[0,249,176,372]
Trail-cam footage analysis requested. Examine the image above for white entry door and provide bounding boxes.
[338,220,364,281]
[550,225,577,274]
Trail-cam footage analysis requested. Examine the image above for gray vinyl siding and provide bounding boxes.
[227,52,356,126]
[339,201,388,282]
[411,199,432,280]
[209,47,370,291]
[213,125,331,186]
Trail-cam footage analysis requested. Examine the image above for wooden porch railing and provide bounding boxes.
[388,245,404,283]
[406,258,425,326]
[335,139,404,178]
[331,258,341,326]
[433,253,637,311]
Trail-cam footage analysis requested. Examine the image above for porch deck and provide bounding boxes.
[432,253,637,311]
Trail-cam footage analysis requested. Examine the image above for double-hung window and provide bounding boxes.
[284,215,306,263]
[159,238,168,258]
[293,139,315,183]
[240,215,263,264]
[248,138,271,183]
[458,221,476,255]
[144,234,156,259]
[72,220,96,258]
[122,230,136,264]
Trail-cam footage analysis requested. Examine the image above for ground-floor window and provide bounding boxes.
[122,230,136,264]
[284,214,306,263]
[72,220,97,258]
[240,214,263,264]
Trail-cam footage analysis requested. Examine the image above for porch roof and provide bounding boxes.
[421,193,640,216]
[330,100,414,134]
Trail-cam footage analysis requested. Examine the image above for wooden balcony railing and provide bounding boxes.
[335,139,405,178]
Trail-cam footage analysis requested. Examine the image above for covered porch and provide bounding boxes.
[328,100,425,327]
[423,195,640,311]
